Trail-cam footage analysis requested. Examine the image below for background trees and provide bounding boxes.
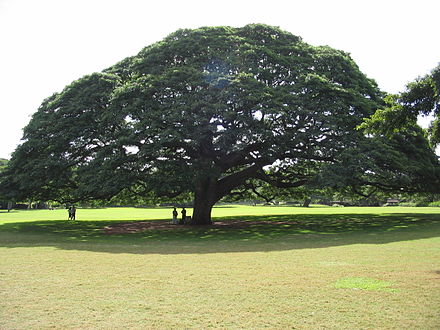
[0,159,9,209]
[0,159,8,173]
[1,25,439,223]
[361,64,440,146]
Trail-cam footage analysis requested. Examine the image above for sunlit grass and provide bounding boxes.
[2,204,440,223]
[334,277,397,292]
[0,205,439,328]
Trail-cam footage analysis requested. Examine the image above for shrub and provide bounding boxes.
[398,202,417,207]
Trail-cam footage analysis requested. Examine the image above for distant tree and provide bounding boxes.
[0,158,8,172]
[0,159,11,209]
[361,64,440,146]
[1,25,438,224]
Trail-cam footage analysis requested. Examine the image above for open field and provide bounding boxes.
[1,205,439,329]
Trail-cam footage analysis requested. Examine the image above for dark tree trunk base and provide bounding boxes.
[192,178,217,225]
[191,203,213,225]
[302,198,311,207]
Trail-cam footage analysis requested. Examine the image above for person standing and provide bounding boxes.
[172,207,178,224]
[68,205,77,220]
[71,205,76,220]
[180,207,187,225]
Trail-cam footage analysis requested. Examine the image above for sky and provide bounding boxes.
[0,0,439,159]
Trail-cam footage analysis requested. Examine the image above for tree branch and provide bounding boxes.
[245,182,274,204]
[216,143,265,170]
[255,170,308,189]
[351,186,378,198]
[216,165,262,201]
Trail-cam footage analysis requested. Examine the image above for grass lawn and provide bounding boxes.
[0,205,439,329]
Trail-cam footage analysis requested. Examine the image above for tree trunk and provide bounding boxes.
[302,198,311,207]
[191,177,217,225]
[192,197,214,225]
[191,165,262,225]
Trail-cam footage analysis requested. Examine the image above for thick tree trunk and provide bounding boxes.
[302,198,311,207]
[192,197,214,225]
[191,177,217,225]
[191,165,262,225]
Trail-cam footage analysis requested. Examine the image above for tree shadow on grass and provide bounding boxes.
[0,213,439,254]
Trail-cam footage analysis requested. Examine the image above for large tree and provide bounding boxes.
[3,24,433,224]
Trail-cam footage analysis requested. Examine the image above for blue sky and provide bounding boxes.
[1,0,439,159]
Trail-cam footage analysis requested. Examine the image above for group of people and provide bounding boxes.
[66,205,189,223]
[172,207,190,225]
[67,205,76,220]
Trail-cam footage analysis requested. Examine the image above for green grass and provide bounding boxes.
[1,205,440,329]
[334,277,397,292]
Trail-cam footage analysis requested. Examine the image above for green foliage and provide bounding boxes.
[360,64,440,146]
[0,27,378,200]
[0,158,8,170]
[318,125,440,194]
[0,158,9,203]
[428,200,440,207]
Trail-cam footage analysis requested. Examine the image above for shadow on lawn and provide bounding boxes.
[0,212,439,254]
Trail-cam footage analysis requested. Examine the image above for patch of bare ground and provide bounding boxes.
[103,220,295,234]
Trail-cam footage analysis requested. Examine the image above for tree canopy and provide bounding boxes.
[1,24,439,224]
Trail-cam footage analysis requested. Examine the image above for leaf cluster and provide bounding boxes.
[360,64,440,146]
